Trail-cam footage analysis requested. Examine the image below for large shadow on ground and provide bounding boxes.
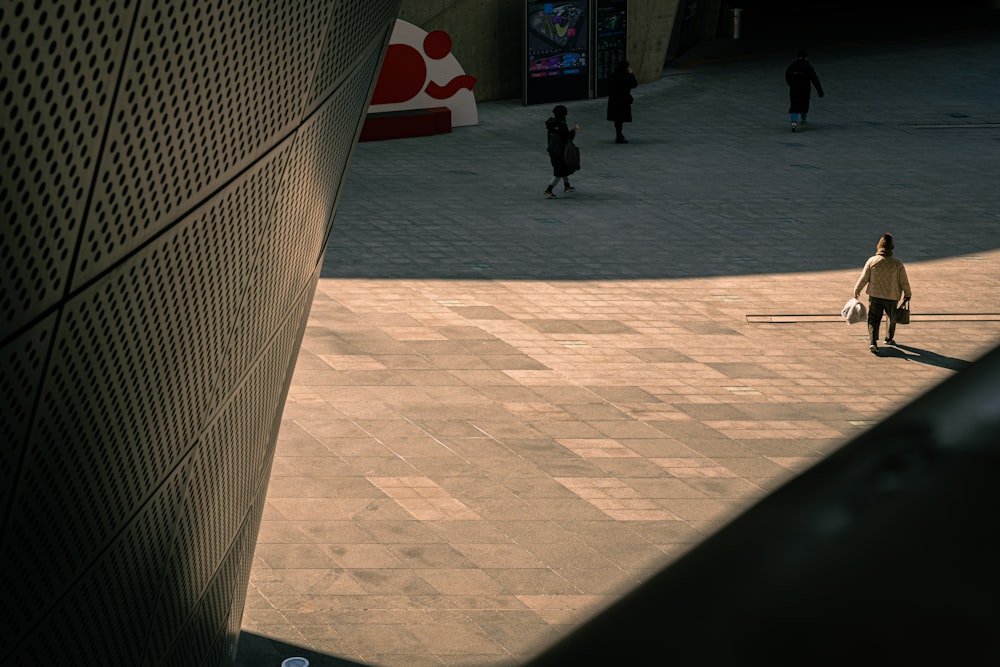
[236,632,366,667]
[321,13,1000,282]
[525,343,1000,665]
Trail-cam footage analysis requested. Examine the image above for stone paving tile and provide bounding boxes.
[239,26,1000,667]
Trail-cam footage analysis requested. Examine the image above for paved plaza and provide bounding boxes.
[237,23,1000,667]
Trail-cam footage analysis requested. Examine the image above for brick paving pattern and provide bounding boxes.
[238,26,1000,667]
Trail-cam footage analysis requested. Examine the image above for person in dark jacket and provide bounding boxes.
[785,50,824,131]
[544,105,580,199]
[607,60,638,143]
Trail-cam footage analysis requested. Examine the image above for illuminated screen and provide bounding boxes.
[524,1,590,105]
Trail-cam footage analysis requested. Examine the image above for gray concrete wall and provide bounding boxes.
[628,0,682,83]
[399,0,680,101]
[400,0,523,102]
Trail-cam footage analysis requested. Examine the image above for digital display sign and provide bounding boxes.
[594,0,627,97]
[523,1,591,105]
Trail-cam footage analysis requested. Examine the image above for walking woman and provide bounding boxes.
[544,105,580,198]
[854,233,912,355]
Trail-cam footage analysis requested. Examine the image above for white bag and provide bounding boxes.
[841,297,866,325]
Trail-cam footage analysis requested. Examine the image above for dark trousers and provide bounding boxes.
[868,297,898,343]
[614,121,624,137]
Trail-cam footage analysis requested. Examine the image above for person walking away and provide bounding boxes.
[854,233,912,355]
[785,50,823,131]
[544,105,580,198]
[607,60,638,143]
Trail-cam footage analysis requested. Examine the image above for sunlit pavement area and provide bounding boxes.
[237,22,1000,667]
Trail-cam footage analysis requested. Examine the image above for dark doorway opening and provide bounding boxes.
[669,0,997,65]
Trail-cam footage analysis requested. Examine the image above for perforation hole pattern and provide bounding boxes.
[144,293,308,662]
[0,151,291,652]
[216,45,385,398]
[0,1,133,332]
[224,482,269,662]
[162,500,263,667]
[0,315,53,519]
[1,228,218,649]
[308,0,400,108]
[75,0,334,286]
[0,1,400,663]
[8,465,187,665]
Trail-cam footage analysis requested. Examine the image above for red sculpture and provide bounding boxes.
[370,29,476,106]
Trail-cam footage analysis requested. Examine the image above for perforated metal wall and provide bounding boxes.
[0,1,400,664]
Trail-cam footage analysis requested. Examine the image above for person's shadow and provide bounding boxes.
[881,344,971,370]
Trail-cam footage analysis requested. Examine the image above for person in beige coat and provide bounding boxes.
[854,233,912,354]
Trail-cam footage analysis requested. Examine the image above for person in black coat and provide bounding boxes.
[544,105,580,199]
[785,50,824,131]
[607,60,638,143]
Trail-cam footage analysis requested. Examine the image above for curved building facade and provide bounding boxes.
[0,1,400,663]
